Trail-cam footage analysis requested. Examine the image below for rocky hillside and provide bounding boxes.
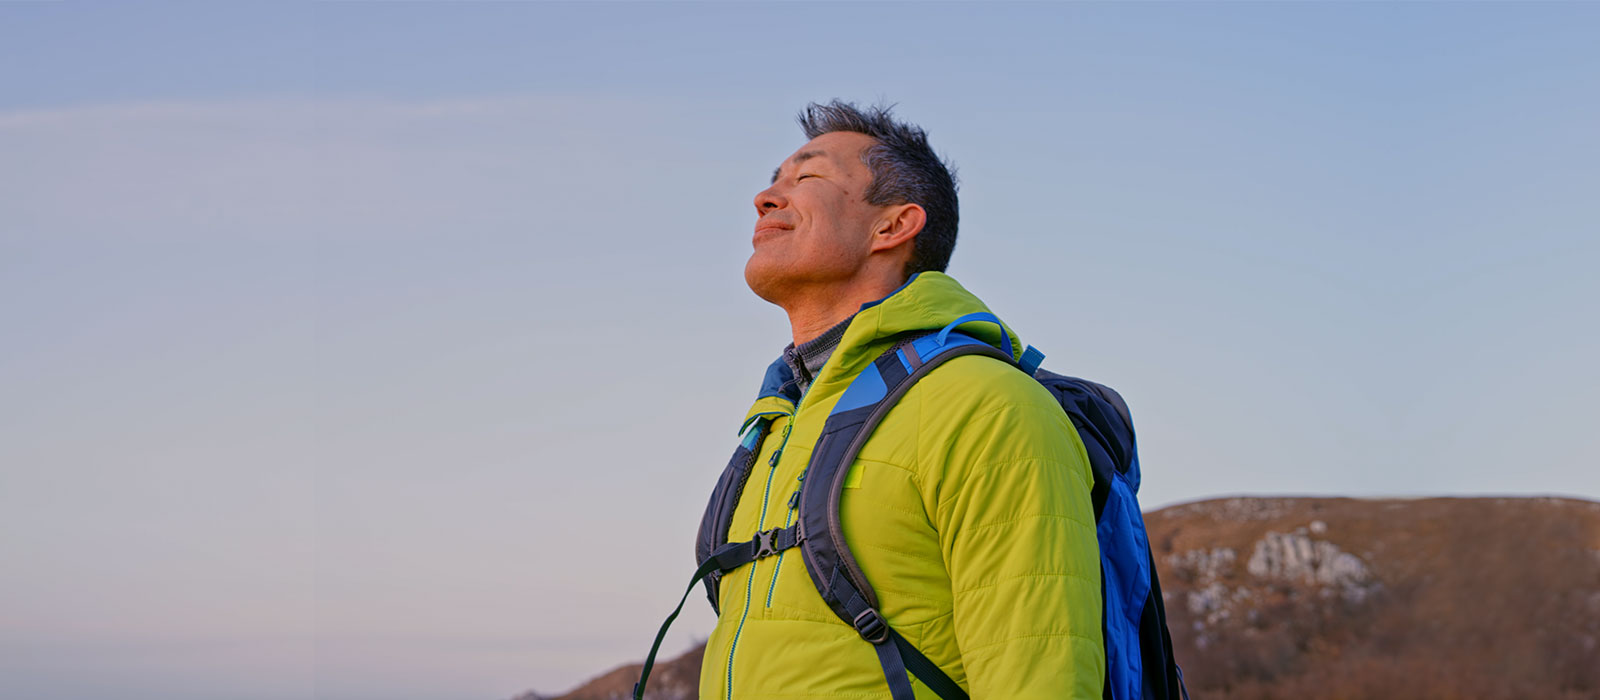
[532,496,1600,699]
[1152,496,1600,699]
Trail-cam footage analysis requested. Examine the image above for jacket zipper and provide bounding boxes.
[763,420,800,608]
[725,412,793,700]
[765,505,795,607]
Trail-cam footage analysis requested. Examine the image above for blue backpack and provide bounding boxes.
[637,313,1188,700]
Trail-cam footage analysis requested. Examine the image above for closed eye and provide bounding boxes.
[796,173,818,181]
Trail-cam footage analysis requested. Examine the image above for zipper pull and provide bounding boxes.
[787,490,801,510]
[768,423,793,466]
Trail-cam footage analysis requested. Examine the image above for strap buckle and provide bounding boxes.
[754,528,780,559]
[852,607,890,645]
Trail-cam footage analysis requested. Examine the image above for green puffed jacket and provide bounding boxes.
[700,272,1105,699]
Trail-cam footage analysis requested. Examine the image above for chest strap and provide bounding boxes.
[633,523,803,700]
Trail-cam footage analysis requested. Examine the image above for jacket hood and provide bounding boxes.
[745,272,1021,429]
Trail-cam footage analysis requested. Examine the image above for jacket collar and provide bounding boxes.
[741,272,1021,433]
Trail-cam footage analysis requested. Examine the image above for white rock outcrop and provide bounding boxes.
[1168,547,1237,584]
[1247,529,1372,588]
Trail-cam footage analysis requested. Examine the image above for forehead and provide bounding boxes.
[770,131,876,183]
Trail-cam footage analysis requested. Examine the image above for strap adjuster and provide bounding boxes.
[852,607,890,645]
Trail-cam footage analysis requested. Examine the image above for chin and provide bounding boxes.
[743,253,789,305]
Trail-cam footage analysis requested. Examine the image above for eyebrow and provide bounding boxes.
[771,150,826,184]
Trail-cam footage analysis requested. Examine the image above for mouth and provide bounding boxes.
[752,223,792,244]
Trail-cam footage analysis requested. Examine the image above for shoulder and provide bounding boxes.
[911,354,1069,427]
[864,354,1080,468]
[915,354,1091,485]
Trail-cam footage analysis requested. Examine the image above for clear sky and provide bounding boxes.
[2,2,1597,699]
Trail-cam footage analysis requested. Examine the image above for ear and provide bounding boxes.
[868,203,926,255]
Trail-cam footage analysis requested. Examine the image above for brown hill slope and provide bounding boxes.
[1152,496,1600,699]
[537,496,1600,699]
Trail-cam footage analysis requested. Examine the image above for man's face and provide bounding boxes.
[745,131,886,303]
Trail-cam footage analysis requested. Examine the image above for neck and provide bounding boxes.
[781,275,902,346]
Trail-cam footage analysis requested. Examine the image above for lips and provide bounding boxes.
[753,221,793,243]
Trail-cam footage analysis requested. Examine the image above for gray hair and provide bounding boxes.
[797,100,959,278]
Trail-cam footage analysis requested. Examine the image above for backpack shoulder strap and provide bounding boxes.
[694,418,772,613]
[796,328,1024,700]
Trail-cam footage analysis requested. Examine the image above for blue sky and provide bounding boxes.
[2,3,1597,699]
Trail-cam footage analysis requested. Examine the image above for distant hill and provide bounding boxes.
[530,496,1600,699]
[526,644,701,700]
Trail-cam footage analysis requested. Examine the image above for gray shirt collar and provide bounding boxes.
[782,312,856,397]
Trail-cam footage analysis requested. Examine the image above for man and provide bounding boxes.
[701,100,1104,699]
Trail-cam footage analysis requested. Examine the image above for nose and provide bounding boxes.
[754,185,787,216]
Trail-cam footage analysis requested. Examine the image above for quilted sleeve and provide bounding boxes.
[923,360,1105,699]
